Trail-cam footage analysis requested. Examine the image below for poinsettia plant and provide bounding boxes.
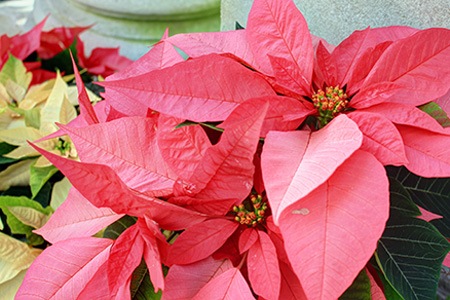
[12,0,450,299]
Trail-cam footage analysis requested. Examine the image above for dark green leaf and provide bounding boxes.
[175,120,198,129]
[388,177,421,217]
[419,101,450,127]
[131,259,162,300]
[0,142,18,165]
[30,163,58,198]
[375,180,450,300]
[387,166,450,238]
[371,260,405,300]
[235,21,245,30]
[40,39,78,77]
[103,215,137,240]
[339,269,371,300]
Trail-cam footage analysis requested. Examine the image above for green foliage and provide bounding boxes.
[131,260,162,300]
[0,142,18,165]
[40,40,78,77]
[388,166,450,238]
[30,163,59,198]
[102,215,137,240]
[375,177,450,300]
[339,269,371,300]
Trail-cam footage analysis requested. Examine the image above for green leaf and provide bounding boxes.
[375,179,450,300]
[0,196,51,245]
[40,39,78,77]
[388,177,421,217]
[24,107,41,129]
[371,258,405,300]
[339,268,371,300]
[388,166,450,238]
[235,21,245,30]
[0,143,18,165]
[419,101,450,127]
[102,215,136,240]
[0,54,32,93]
[30,163,58,198]
[131,259,162,300]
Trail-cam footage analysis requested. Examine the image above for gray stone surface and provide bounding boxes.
[32,0,221,59]
[221,0,450,44]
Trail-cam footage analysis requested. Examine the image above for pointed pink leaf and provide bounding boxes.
[314,41,337,88]
[350,81,402,108]
[362,102,447,133]
[30,144,207,230]
[108,31,183,81]
[60,116,177,197]
[435,88,450,116]
[363,28,450,106]
[347,111,408,165]
[247,230,281,300]
[168,195,237,216]
[157,114,211,180]
[279,150,389,300]
[166,30,259,68]
[176,99,269,203]
[246,0,313,86]
[104,88,150,117]
[163,257,234,300]
[266,216,290,264]
[100,54,275,122]
[71,54,99,125]
[10,18,46,60]
[398,125,450,177]
[167,219,239,265]
[192,268,255,300]
[417,205,444,221]
[34,188,122,244]
[262,114,363,223]
[366,269,386,300]
[137,217,166,292]
[238,227,258,254]
[268,55,311,96]
[279,261,308,300]
[108,223,145,295]
[16,237,113,300]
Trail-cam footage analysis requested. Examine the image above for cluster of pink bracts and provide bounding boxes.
[15,0,450,299]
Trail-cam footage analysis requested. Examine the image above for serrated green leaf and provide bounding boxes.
[130,259,162,300]
[376,182,450,300]
[30,163,58,198]
[388,166,450,238]
[339,268,371,300]
[102,215,137,240]
[419,101,450,127]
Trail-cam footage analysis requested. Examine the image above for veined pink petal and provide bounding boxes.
[247,230,281,300]
[16,237,113,300]
[279,261,308,300]
[9,18,46,61]
[362,102,448,134]
[262,114,363,223]
[166,30,259,69]
[238,227,258,254]
[29,143,207,230]
[246,0,313,89]
[157,115,211,180]
[34,188,122,244]
[166,219,239,265]
[108,224,145,295]
[192,268,255,300]
[163,257,233,300]
[398,125,450,177]
[175,99,268,203]
[363,28,450,106]
[347,111,408,166]
[60,116,177,197]
[279,150,389,300]
[100,54,275,122]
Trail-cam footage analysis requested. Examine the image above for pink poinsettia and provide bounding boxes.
[15,0,450,299]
